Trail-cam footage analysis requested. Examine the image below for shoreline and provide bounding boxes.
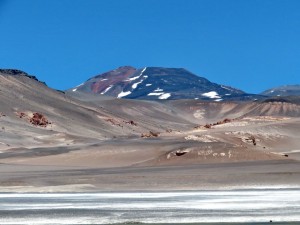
[1,184,300,193]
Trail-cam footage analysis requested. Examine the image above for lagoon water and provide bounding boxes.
[0,188,299,224]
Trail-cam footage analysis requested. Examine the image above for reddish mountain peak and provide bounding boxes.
[94,66,136,79]
[91,66,137,94]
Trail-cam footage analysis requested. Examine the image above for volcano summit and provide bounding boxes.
[67,66,258,101]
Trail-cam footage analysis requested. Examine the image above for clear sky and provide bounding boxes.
[0,0,299,93]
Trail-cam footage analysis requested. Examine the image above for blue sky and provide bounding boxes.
[0,0,299,93]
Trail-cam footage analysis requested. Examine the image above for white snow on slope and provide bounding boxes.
[131,68,148,89]
[202,91,221,99]
[214,99,223,102]
[146,84,152,86]
[101,85,113,95]
[148,92,163,96]
[118,68,148,98]
[118,91,131,98]
[141,67,147,74]
[147,92,171,99]
[159,93,171,99]
[72,88,77,92]
[126,75,141,81]
[125,67,147,81]
[132,80,144,89]
[154,88,163,92]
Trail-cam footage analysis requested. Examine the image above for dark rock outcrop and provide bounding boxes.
[0,69,46,85]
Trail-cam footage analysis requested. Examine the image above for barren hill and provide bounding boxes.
[1,70,300,191]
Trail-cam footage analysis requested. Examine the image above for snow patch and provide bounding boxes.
[101,79,108,81]
[195,98,199,100]
[147,92,171,99]
[126,75,140,81]
[225,94,231,96]
[214,99,223,102]
[132,80,144,89]
[125,67,147,81]
[117,91,131,98]
[202,91,221,99]
[141,67,147,74]
[146,84,152,87]
[154,88,163,92]
[159,93,171,99]
[101,85,113,95]
[72,88,77,92]
[131,70,148,89]
[148,92,163,96]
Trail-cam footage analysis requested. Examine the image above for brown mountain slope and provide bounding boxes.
[1,72,300,191]
[1,72,300,154]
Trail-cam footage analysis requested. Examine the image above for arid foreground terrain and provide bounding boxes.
[1,73,300,192]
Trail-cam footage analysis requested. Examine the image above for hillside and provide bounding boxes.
[1,69,300,191]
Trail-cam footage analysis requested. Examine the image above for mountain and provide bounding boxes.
[2,67,300,150]
[1,68,300,192]
[261,85,300,97]
[68,66,258,101]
